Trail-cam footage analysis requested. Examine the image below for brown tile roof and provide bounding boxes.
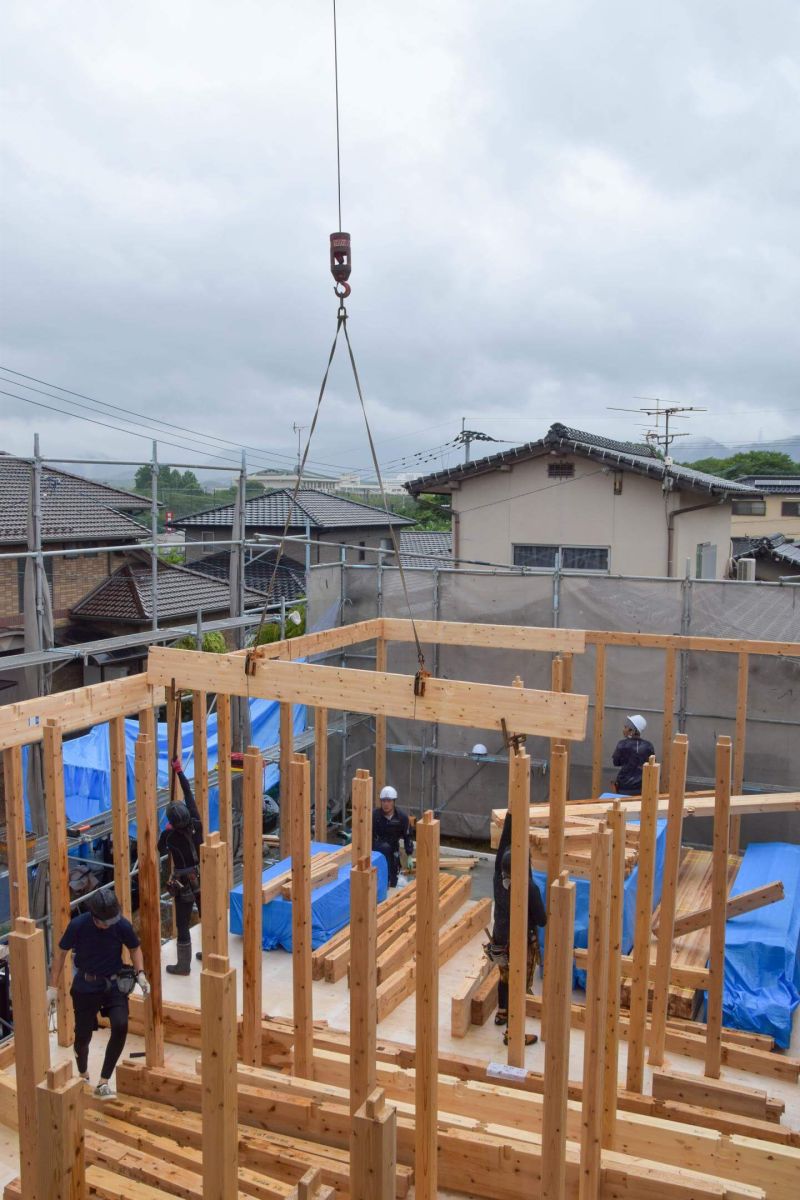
[71,558,263,624]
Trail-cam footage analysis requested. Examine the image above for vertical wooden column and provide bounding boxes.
[541,871,576,1200]
[8,916,50,1198]
[134,735,164,1068]
[560,653,573,797]
[200,831,230,960]
[216,693,233,888]
[590,643,606,798]
[35,1061,86,1200]
[601,800,626,1145]
[624,756,659,1094]
[351,767,373,864]
[374,637,387,797]
[730,653,749,855]
[314,707,329,843]
[549,656,564,766]
[201,953,238,1200]
[109,716,132,925]
[192,691,210,832]
[415,810,440,1200]
[579,827,612,1200]
[352,1088,397,1200]
[706,736,732,1080]
[242,745,264,1067]
[649,734,688,1067]
[279,701,294,858]
[42,721,74,1046]
[661,647,677,779]
[3,745,30,919]
[507,748,531,1067]
[291,753,314,1079]
[349,856,377,1116]
[138,705,156,742]
[542,742,567,1041]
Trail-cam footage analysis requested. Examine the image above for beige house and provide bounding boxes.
[730,475,800,542]
[406,423,756,579]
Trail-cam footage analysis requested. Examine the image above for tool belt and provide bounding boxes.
[166,866,200,900]
[79,966,136,995]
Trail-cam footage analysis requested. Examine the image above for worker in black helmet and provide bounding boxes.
[47,887,149,1099]
[159,756,203,975]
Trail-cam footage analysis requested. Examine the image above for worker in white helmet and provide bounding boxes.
[612,714,655,795]
[372,785,415,887]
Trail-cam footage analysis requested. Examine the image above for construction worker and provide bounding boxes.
[612,714,655,796]
[159,756,203,975]
[488,813,546,1044]
[47,887,149,1099]
[372,785,414,887]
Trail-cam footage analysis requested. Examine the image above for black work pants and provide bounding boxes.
[174,889,201,944]
[72,986,129,1081]
[374,840,400,887]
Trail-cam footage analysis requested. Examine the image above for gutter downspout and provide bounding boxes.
[667,496,726,577]
[452,504,460,568]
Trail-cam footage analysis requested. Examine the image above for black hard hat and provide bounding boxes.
[87,888,121,924]
[501,849,512,875]
[166,801,191,830]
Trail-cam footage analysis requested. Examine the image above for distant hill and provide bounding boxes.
[678,435,800,463]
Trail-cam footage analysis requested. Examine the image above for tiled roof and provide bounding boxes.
[188,549,306,604]
[398,530,453,568]
[175,488,414,530]
[405,423,758,499]
[731,533,800,568]
[0,456,150,545]
[71,558,264,624]
[734,475,800,495]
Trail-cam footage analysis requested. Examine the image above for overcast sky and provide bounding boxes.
[2,1,800,482]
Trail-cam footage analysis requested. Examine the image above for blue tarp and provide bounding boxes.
[704,841,800,1049]
[229,843,389,951]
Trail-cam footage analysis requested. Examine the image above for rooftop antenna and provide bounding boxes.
[607,397,707,462]
[292,422,308,474]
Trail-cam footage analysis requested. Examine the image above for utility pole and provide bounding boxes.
[455,419,500,464]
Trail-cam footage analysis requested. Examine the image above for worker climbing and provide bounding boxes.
[160,753,204,975]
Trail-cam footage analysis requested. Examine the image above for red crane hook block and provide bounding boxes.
[330,231,352,297]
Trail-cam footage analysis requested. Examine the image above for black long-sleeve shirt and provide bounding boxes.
[158,768,203,871]
[612,736,655,793]
[372,806,414,856]
[491,810,547,944]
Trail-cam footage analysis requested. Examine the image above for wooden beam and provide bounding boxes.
[200,832,229,960]
[350,859,377,1117]
[147,646,589,741]
[215,693,233,889]
[242,745,263,1067]
[649,734,688,1068]
[8,916,50,1198]
[291,753,314,1080]
[450,951,492,1039]
[191,691,209,832]
[374,638,387,798]
[376,876,471,985]
[0,674,164,752]
[200,953,237,1199]
[706,736,732,1080]
[625,755,660,1094]
[590,643,606,799]
[415,810,439,1200]
[314,707,328,843]
[730,652,749,855]
[352,1089,396,1200]
[507,748,531,1067]
[584,628,800,656]
[351,768,373,864]
[601,801,625,1146]
[579,827,612,1200]
[251,617,384,662]
[2,746,29,920]
[521,791,800,823]
[35,1062,86,1200]
[671,880,784,938]
[279,701,293,858]
[661,647,677,779]
[108,716,132,925]
[574,945,709,991]
[42,721,75,1047]
[651,1069,781,1124]
[380,617,586,654]
[541,872,575,1200]
[134,736,164,1068]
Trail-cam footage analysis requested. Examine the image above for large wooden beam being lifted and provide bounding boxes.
[381,618,586,653]
[0,674,165,751]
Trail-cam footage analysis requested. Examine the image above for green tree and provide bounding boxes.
[249,609,306,646]
[680,450,800,480]
[172,631,228,653]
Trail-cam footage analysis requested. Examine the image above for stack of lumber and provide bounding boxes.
[262,845,352,903]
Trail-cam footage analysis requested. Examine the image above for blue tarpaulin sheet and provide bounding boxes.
[229,843,389,951]
[702,841,800,1049]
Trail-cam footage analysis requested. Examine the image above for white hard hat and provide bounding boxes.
[471,743,488,756]
[627,714,647,735]
[379,785,398,801]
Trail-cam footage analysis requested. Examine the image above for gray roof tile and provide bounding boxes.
[398,530,453,568]
[0,456,149,545]
[175,487,414,530]
[189,549,306,604]
[71,558,264,624]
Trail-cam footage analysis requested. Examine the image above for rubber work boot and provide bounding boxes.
[166,940,192,975]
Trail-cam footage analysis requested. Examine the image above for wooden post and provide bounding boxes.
[507,748,531,1067]
[374,637,387,797]
[349,857,377,1116]
[730,653,749,855]
[706,735,732,1080]
[590,643,606,798]
[216,693,234,889]
[351,767,373,864]
[314,706,329,843]
[3,745,30,920]
[661,647,677,779]
[415,810,440,1200]
[8,916,50,1199]
[138,705,156,743]
[352,1088,397,1200]
[560,653,573,797]
[542,741,566,1041]
[279,701,293,858]
[42,721,74,1046]
[601,800,626,1145]
[541,871,575,1200]
[649,734,689,1067]
[201,953,238,1200]
[625,755,660,1094]
[108,716,132,925]
[200,831,229,960]
[242,744,263,1067]
[35,1061,86,1200]
[549,656,564,767]
[291,753,314,1079]
[192,690,209,832]
[134,735,164,1067]
[579,827,612,1200]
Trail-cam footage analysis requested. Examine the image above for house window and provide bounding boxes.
[358,541,366,562]
[781,501,800,517]
[547,462,575,479]
[732,500,766,516]
[17,557,54,611]
[513,545,609,572]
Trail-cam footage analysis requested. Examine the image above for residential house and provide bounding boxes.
[405,423,756,579]
[730,476,800,542]
[397,530,453,569]
[731,534,800,583]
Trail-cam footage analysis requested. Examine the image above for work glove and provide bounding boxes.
[406,856,416,871]
[171,757,182,773]
[137,972,151,996]
[46,985,58,1010]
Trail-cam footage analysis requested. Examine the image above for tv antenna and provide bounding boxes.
[608,397,706,460]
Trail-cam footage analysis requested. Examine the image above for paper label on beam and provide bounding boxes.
[486,1062,529,1082]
